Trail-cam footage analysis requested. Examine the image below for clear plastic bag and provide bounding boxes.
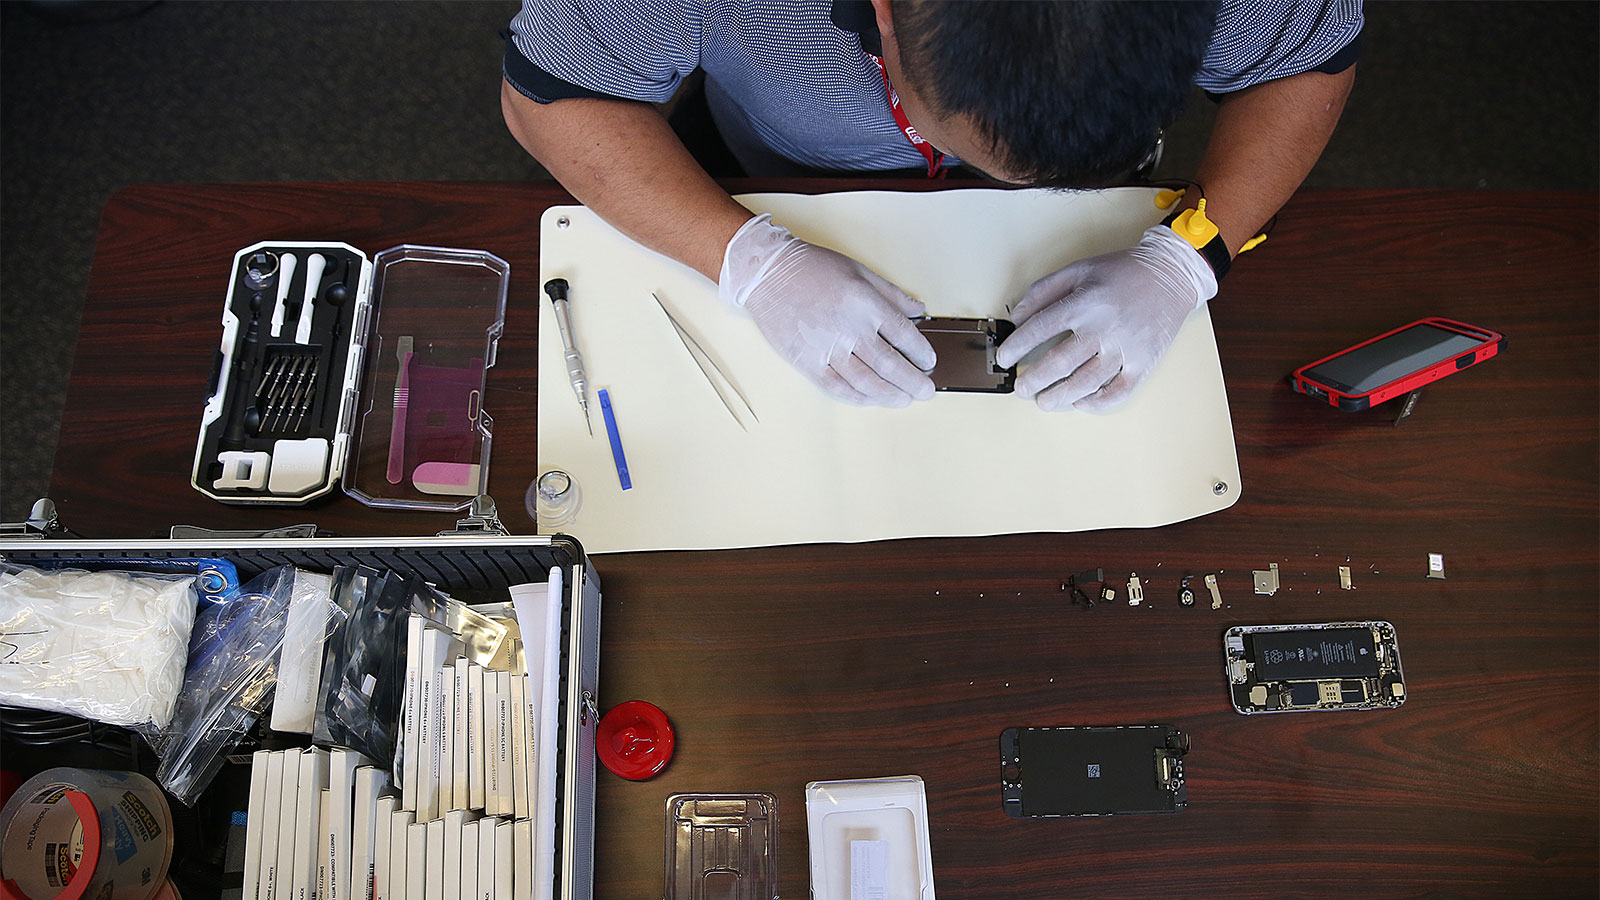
[416,581,509,666]
[317,570,509,768]
[144,565,344,805]
[0,563,197,727]
[24,556,241,607]
[314,567,406,762]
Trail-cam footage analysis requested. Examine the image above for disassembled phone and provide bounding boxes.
[1225,622,1407,715]
[915,316,1016,393]
[1000,725,1189,817]
[1292,317,1502,410]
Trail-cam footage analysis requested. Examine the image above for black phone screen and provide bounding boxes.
[1304,323,1484,394]
[1001,726,1186,817]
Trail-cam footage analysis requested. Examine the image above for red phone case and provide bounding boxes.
[1292,317,1503,411]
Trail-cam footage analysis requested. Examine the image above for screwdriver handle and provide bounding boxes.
[544,279,588,405]
[296,253,325,344]
[271,252,298,338]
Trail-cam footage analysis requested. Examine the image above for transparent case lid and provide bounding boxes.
[344,245,508,511]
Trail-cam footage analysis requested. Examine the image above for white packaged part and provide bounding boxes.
[373,796,398,900]
[460,820,481,900]
[291,748,331,900]
[244,750,273,900]
[272,570,335,733]
[0,565,196,727]
[806,776,936,900]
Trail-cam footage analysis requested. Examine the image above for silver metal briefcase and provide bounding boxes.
[0,499,601,900]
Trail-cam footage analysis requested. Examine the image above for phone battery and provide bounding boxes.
[1246,626,1380,681]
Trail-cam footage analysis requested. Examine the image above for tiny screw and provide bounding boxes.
[1180,589,1195,606]
[556,215,571,229]
[1213,481,1228,495]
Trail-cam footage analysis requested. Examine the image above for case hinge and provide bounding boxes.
[437,495,508,537]
[0,498,67,539]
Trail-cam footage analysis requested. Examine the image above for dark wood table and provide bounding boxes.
[51,183,1599,898]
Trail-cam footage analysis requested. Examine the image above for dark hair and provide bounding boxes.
[893,1,1218,188]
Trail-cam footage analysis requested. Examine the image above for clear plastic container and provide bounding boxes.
[528,469,583,530]
[192,242,372,506]
[805,777,935,900]
[665,793,778,900]
[343,245,508,511]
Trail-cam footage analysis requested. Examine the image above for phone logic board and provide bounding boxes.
[1225,622,1406,714]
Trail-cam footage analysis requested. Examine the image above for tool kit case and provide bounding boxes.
[0,521,602,900]
[192,241,508,510]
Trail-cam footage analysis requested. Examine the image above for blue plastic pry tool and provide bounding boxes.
[598,388,631,490]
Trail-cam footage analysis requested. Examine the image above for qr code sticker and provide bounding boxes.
[1086,764,1101,778]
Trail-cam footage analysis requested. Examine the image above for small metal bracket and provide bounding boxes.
[1252,563,1280,596]
[438,495,508,537]
[1339,566,1353,590]
[0,499,66,539]
[1127,573,1144,606]
[1205,573,1223,609]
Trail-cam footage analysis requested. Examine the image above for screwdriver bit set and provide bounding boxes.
[192,241,509,510]
[192,241,372,504]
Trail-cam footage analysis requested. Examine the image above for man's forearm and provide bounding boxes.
[501,79,754,280]
[1186,66,1357,256]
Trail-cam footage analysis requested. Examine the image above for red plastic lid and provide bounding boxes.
[596,700,674,780]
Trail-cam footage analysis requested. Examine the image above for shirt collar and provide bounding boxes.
[831,0,883,57]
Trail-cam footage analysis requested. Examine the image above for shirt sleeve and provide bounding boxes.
[1196,0,1364,94]
[503,0,701,104]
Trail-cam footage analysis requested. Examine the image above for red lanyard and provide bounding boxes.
[870,55,946,178]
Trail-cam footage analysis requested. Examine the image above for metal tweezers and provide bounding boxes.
[652,292,757,430]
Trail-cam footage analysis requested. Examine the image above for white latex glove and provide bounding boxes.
[995,224,1219,412]
[719,214,936,407]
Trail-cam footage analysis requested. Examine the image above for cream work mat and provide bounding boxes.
[536,188,1240,553]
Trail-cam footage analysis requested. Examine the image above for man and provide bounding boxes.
[502,1,1361,410]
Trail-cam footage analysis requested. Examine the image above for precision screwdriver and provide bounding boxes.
[543,278,592,435]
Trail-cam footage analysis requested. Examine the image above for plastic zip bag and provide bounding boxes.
[0,563,197,728]
[144,565,344,805]
[317,570,509,770]
[314,566,406,762]
[414,580,508,666]
[24,556,240,607]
